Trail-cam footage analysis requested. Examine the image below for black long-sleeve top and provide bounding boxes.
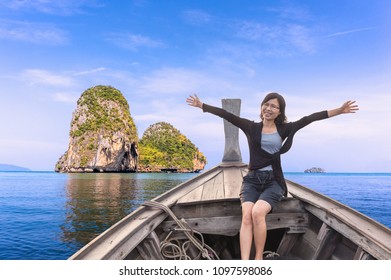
[202,103,329,196]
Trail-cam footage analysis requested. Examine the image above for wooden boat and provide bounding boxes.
[69,100,391,260]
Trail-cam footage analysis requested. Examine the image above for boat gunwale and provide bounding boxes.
[287,179,391,259]
[286,179,391,232]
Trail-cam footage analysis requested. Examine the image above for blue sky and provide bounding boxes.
[0,0,390,172]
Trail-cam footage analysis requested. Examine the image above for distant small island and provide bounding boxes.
[0,164,31,172]
[304,167,325,173]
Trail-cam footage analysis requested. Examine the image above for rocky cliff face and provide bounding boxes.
[138,122,206,172]
[55,86,138,173]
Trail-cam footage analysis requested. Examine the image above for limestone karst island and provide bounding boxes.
[55,86,206,173]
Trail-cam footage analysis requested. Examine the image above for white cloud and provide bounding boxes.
[233,20,315,54]
[285,24,315,53]
[135,67,239,96]
[52,92,79,103]
[106,32,165,51]
[234,21,272,42]
[268,5,312,21]
[21,69,75,87]
[139,68,207,94]
[182,9,213,26]
[0,20,69,45]
[1,0,102,15]
[73,67,106,76]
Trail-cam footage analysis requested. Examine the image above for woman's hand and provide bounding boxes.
[328,100,359,117]
[186,94,203,109]
[340,100,359,114]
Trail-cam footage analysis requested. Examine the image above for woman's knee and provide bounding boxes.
[252,201,271,221]
[242,214,253,227]
[241,202,254,225]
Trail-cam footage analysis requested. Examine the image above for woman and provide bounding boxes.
[186,92,358,260]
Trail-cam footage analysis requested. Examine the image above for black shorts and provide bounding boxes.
[240,170,284,209]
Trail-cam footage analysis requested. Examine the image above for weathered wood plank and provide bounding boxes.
[201,172,225,201]
[354,247,373,260]
[312,223,341,259]
[172,201,241,220]
[268,213,309,234]
[223,167,244,199]
[177,166,246,204]
[161,216,240,236]
[172,198,305,221]
[177,184,204,204]
[273,197,306,213]
[160,213,309,236]
[276,233,300,256]
[136,231,164,260]
[176,170,224,205]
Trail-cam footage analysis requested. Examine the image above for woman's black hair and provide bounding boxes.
[260,92,287,124]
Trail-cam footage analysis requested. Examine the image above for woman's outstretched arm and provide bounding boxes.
[186,94,252,130]
[328,100,359,117]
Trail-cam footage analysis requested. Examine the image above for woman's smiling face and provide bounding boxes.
[261,98,281,121]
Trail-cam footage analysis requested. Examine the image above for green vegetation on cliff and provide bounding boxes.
[138,122,206,172]
[71,86,137,139]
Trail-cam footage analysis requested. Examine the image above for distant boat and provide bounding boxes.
[69,100,391,260]
[160,168,178,173]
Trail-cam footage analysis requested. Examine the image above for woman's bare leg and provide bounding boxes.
[240,202,254,260]
[252,200,272,260]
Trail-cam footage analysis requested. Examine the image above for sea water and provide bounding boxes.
[0,171,389,260]
[284,172,391,228]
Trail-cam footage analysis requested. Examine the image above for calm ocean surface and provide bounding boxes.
[0,171,390,260]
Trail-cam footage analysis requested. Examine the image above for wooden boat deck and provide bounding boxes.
[168,163,310,238]
[177,163,247,205]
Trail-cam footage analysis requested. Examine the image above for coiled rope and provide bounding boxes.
[143,200,219,260]
[263,251,280,259]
